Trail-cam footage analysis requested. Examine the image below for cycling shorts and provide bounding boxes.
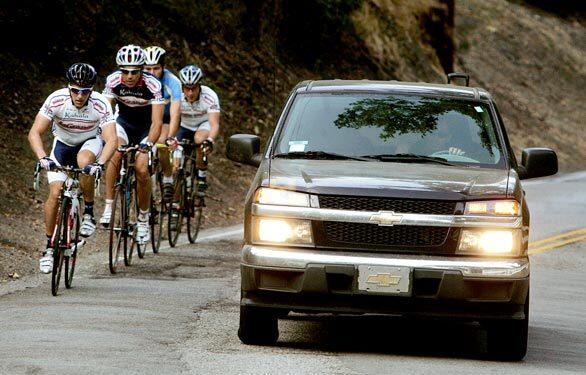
[116,120,149,146]
[47,138,103,183]
[176,122,211,141]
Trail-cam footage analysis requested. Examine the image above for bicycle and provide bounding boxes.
[108,144,157,273]
[33,164,99,296]
[167,140,205,247]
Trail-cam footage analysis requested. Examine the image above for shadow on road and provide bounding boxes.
[278,314,489,360]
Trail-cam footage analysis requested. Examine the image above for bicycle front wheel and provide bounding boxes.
[109,185,125,274]
[51,198,69,296]
[64,204,80,288]
[125,175,139,265]
[150,172,164,253]
[187,169,203,243]
[167,178,183,247]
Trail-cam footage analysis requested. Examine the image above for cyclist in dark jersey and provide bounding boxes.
[101,44,165,244]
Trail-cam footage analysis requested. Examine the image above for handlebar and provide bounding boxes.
[33,163,101,192]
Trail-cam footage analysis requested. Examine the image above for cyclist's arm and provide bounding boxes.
[147,103,164,144]
[207,112,220,141]
[99,122,118,164]
[106,97,116,109]
[168,100,181,138]
[28,113,52,159]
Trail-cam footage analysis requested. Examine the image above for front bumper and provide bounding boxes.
[241,245,529,320]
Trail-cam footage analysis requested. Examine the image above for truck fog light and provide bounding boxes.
[458,230,519,255]
[253,217,313,245]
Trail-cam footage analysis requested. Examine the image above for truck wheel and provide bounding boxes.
[485,317,528,360]
[238,305,279,345]
[485,294,529,361]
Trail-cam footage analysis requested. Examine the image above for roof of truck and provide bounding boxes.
[294,80,493,101]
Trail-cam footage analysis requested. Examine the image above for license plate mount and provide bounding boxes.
[357,265,412,296]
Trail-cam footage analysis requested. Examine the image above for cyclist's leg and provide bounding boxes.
[135,148,152,211]
[135,134,152,244]
[194,122,212,191]
[101,123,127,226]
[175,126,194,165]
[157,122,174,198]
[77,138,102,237]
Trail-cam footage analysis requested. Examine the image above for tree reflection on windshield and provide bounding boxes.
[333,96,494,153]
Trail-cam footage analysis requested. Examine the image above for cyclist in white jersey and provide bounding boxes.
[28,63,117,273]
[169,65,220,192]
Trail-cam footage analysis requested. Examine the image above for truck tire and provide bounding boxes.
[485,294,529,361]
[238,305,279,345]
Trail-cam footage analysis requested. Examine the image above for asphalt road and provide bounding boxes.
[1,172,585,374]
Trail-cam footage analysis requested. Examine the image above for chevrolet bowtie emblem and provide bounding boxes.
[369,211,403,226]
[366,273,401,287]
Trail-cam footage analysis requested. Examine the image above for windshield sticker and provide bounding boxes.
[474,106,484,113]
[289,141,308,152]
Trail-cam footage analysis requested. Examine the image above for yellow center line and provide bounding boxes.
[529,227,586,246]
[528,233,586,255]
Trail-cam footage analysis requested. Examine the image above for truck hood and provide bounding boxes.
[268,159,512,200]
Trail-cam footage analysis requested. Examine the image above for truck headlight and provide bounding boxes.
[458,229,521,255]
[465,200,520,216]
[252,217,313,245]
[255,188,309,207]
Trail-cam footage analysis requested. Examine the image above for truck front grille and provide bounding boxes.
[323,222,449,247]
[318,195,456,215]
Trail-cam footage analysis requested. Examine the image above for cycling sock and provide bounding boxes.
[197,170,207,181]
[104,199,113,211]
[138,209,149,222]
[46,235,52,248]
[163,176,174,184]
[84,201,94,216]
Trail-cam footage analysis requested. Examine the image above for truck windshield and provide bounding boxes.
[274,93,506,168]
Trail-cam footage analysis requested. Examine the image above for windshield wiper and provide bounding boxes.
[360,153,457,166]
[273,151,372,162]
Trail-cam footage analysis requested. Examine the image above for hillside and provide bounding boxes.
[0,0,583,281]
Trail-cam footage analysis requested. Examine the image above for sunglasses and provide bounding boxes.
[120,68,142,76]
[68,85,92,95]
[183,85,197,91]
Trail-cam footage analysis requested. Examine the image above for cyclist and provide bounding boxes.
[170,65,220,194]
[142,46,182,200]
[28,63,117,273]
[101,45,165,245]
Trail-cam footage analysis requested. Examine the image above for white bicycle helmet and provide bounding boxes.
[116,44,145,66]
[179,65,203,85]
[143,46,166,65]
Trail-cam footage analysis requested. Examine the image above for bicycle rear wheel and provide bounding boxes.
[167,178,183,247]
[109,185,125,274]
[64,205,80,288]
[187,166,203,243]
[51,198,69,296]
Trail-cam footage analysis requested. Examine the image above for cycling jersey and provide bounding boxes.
[179,85,220,131]
[160,69,182,120]
[102,71,164,131]
[39,88,115,146]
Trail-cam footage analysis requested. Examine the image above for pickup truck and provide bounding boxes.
[226,75,557,360]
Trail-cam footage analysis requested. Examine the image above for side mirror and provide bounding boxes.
[518,148,558,180]
[226,134,262,167]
